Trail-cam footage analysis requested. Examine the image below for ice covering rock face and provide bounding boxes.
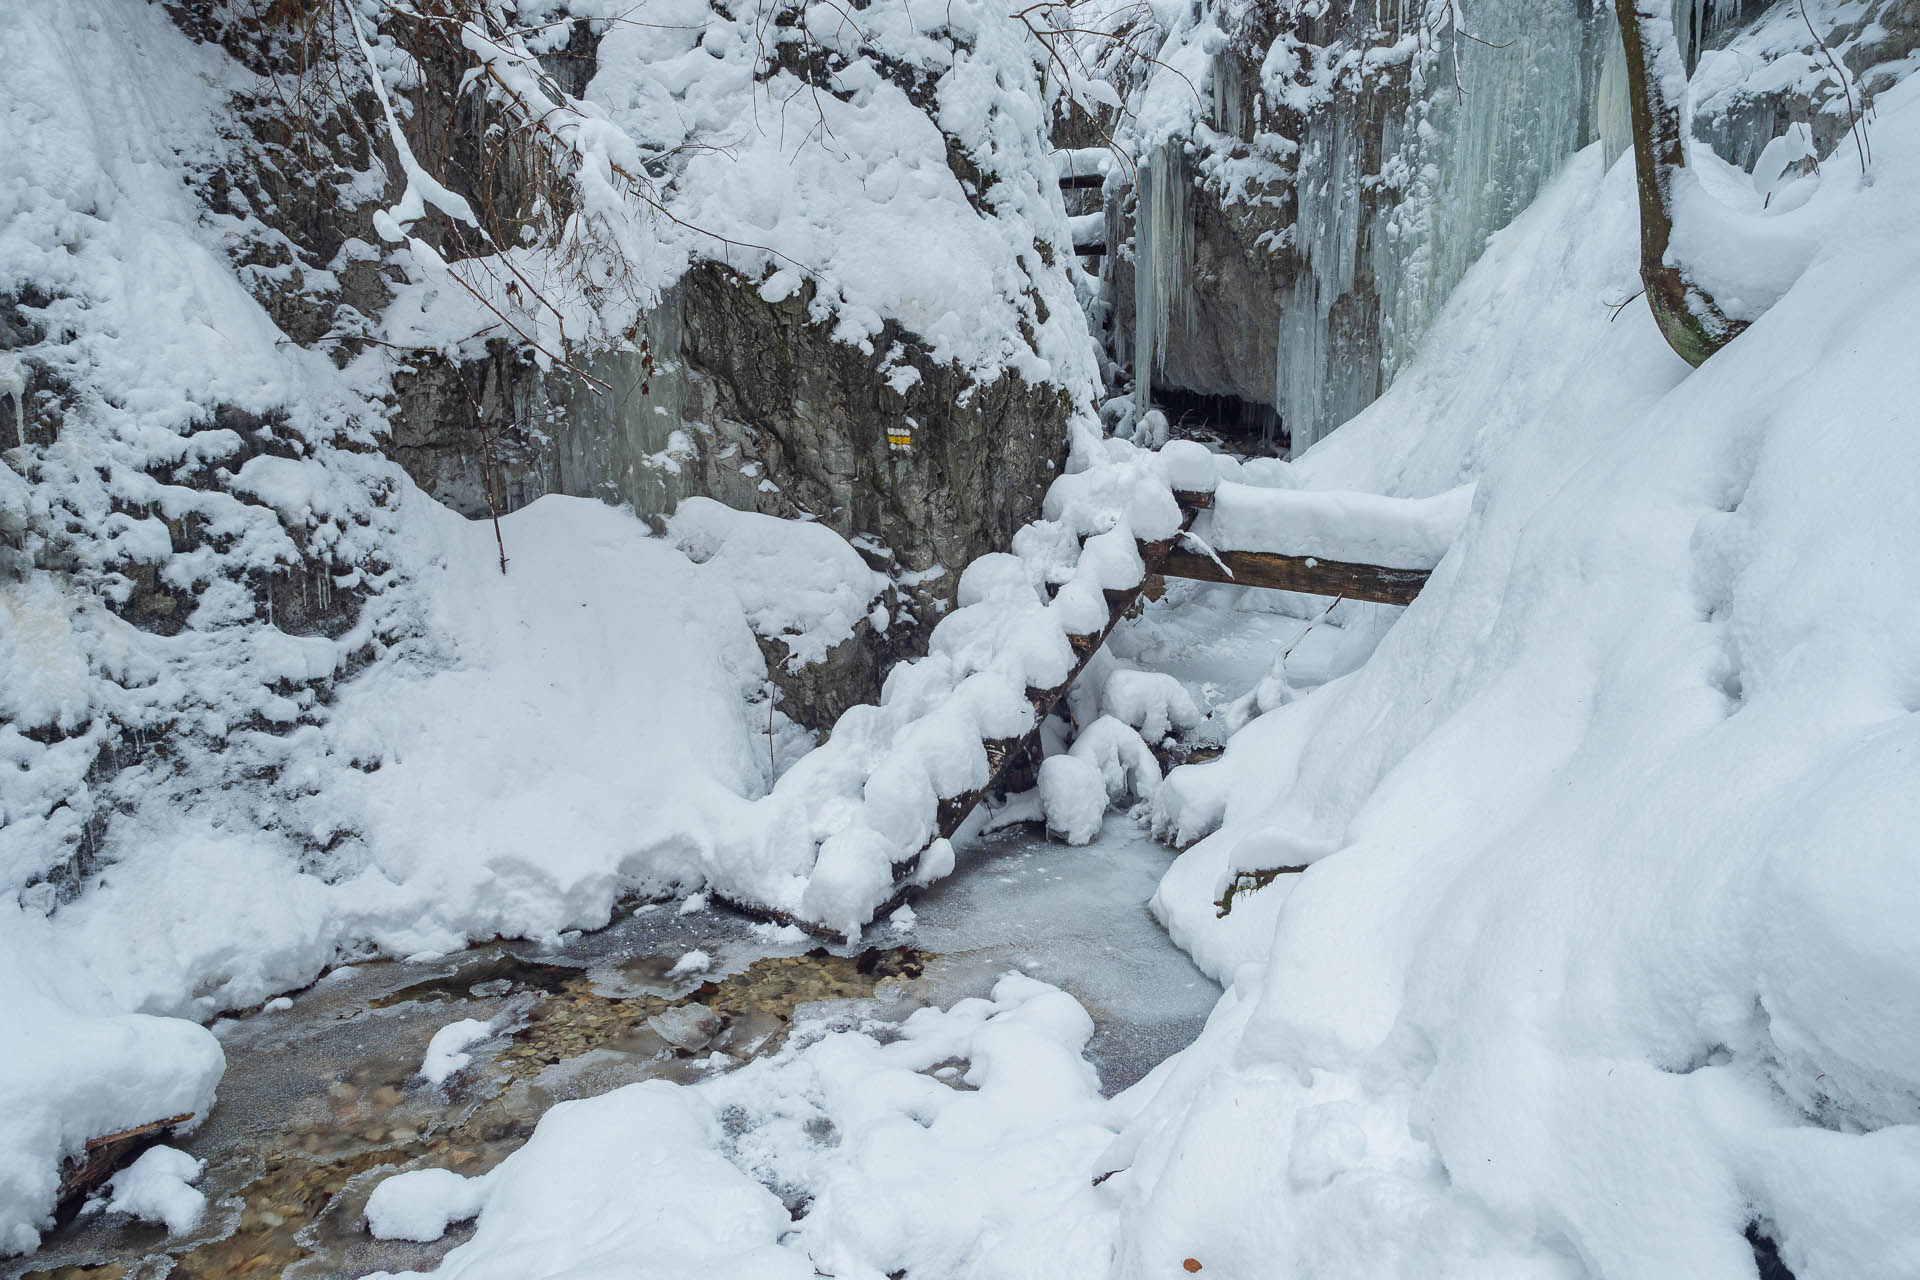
[1109,0,1894,452]
[1111,0,1620,450]
[395,267,1070,659]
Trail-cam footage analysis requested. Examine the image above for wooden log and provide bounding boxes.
[1072,242,1107,258]
[1171,489,1214,511]
[1058,172,1107,189]
[1159,546,1428,606]
[725,514,1200,936]
[58,1113,194,1208]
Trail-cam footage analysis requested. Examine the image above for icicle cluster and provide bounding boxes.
[1132,142,1195,417]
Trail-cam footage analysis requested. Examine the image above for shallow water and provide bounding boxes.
[13,822,1216,1280]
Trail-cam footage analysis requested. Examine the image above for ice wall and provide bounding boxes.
[1278,0,1598,454]
[541,281,691,520]
[1265,0,1770,452]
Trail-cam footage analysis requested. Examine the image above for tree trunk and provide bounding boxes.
[1614,0,1748,367]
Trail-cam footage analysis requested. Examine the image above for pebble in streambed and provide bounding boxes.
[16,945,931,1280]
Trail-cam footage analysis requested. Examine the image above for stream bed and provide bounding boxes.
[13,823,1215,1280]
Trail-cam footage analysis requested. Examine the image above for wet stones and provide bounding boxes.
[646,1005,723,1053]
[23,944,934,1280]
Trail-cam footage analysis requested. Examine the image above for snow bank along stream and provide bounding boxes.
[13,581,1347,1279]
[12,825,1219,1280]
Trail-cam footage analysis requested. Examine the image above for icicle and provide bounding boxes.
[1212,53,1246,141]
[1280,0,1596,451]
[1597,11,1633,171]
[1131,142,1191,418]
[1676,0,1707,74]
[1273,93,1372,455]
[0,354,25,449]
[1134,152,1157,420]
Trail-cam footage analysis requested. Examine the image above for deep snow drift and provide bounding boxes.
[356,71,1920,1280]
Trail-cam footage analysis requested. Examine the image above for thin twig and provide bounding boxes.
[1797,0,1870,173]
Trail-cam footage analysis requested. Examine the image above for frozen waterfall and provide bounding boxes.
[1278,0,1596,455]
[1133,141,1193,419]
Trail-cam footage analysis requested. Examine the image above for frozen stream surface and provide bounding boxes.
[13,590,1328,1280]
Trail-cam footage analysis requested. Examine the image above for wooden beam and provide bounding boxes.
[1058,172,1106,189]
[720,520,1200,940]
[1160,546,1428,606]
[1073,242,1107,257]
[59,1113,194,1207]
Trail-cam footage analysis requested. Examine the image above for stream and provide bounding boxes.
[12,826,1215,1280]
[14,590,1326,1280]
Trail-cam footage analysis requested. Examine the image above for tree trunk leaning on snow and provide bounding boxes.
[1614,0,1748,367]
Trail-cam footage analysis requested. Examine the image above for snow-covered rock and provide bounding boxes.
[418,1020,497,1088]
[100,1147,206,1237]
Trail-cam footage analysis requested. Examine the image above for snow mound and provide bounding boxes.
[0,903,222,1254]
[101,1146,206,1237]
[1038,755,1109,845]
[418,1020,497,1088]
[668,498,887,669]
[1102,670,1200,744]
[362,974,1111,1279]
[1202,482,1474,569]
[365,1167,492,1245]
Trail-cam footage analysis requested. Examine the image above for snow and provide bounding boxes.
[1102,669,1201,744]
[0,900,222,1254]
[348,58,1920,1280]
[1069,717,1163,808]
[99,1146,206,1236]
[31,493,775,1026]
[7,0,1920,1272]
[1107,77,1920,1280]
[362,974,1113,1280]
[418,1019,497,1088]
[0,0,1130,1246]
[667,949,713,978]
[1202,481,1474,569]
[582,0,1101,393]
[0,354,23,448]
[1038,755,1110,845]
[366,1167,492,1245]
[668,497,887,669]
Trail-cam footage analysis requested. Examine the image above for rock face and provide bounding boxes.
[1109,0,1920,454]
[1692,0,1920,172]
[173,7,1077,733]
[390,262,1072,711]
[1113,0,1617,453]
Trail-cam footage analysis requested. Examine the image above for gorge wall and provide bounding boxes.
[1107,0,1914,452]
[176,1,1086,728]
